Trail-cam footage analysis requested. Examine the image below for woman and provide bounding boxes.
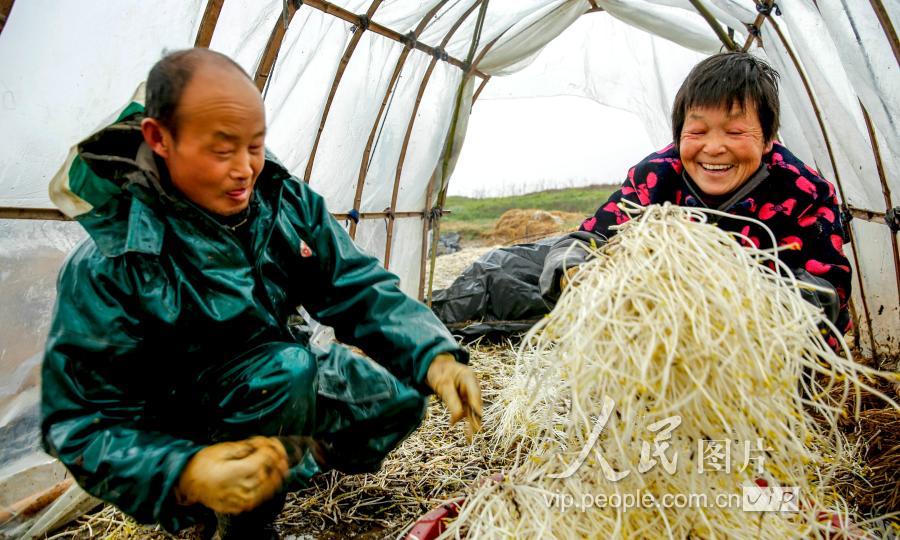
[540,52,852,341]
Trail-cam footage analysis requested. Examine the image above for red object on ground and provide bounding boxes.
[405,474,505,539]
[405,498,464,540]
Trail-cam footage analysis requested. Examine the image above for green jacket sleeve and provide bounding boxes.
[41,243,203,531]
[289,181,467,394]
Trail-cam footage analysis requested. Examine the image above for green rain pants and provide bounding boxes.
[159,341,428,527]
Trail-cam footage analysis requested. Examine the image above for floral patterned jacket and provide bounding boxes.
[540,142,852,340]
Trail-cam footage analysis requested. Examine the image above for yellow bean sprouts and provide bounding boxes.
[441,203,899,539]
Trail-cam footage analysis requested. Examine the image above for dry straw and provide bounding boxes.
[442,202,899,539]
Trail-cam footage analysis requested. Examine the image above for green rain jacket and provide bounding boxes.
[41,104,466,529]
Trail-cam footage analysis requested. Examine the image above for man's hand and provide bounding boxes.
[175,436,289,514]
[559,265,580,291]
[426,353,483,442]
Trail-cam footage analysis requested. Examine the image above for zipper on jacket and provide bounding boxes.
[172,193,286,334]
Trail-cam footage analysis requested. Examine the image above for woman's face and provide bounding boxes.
[679,102,773,197]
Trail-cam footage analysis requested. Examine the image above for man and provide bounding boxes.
[41,48,481,538]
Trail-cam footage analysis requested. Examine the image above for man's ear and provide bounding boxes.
[141,117,172,159]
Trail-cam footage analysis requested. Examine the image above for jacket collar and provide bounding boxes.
[681,165,770,212]
[71,118,169,257]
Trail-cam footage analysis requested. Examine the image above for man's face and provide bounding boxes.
[150,66,266,216]
[679,102,773,197]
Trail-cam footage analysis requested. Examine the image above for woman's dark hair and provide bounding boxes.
[671,52,780,148]
[144,48,250,136]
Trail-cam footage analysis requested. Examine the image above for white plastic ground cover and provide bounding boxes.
[0,0,898,536]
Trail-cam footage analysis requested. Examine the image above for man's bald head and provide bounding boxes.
[140,48,266,216]
[145,48,254,136]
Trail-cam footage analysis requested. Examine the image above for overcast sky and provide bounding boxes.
[449,95,654,197]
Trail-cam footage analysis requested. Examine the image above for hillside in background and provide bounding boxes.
[441,185,613,244]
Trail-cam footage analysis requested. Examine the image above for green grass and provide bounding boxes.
[443,185,613,223]
[440,185,614,242]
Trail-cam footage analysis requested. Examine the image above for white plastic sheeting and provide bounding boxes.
[0,221,88,538]
[304,31,408,210]
[818,0,900,163]
[0,1,207,208]
[478,13,707,149]
[601,0,726,52]
[209,0,284,75]
[262,9,354,178]
[476,0,587,75]
[0,0,898,536]
[752,1,899,358]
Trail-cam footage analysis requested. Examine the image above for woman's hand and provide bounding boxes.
[560,265,581,291]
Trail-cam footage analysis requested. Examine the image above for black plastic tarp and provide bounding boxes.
[430,236,562,337]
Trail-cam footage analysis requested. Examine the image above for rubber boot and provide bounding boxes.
[214,491,286,540]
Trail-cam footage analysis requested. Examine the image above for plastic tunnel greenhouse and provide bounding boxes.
[0,0,897,537]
